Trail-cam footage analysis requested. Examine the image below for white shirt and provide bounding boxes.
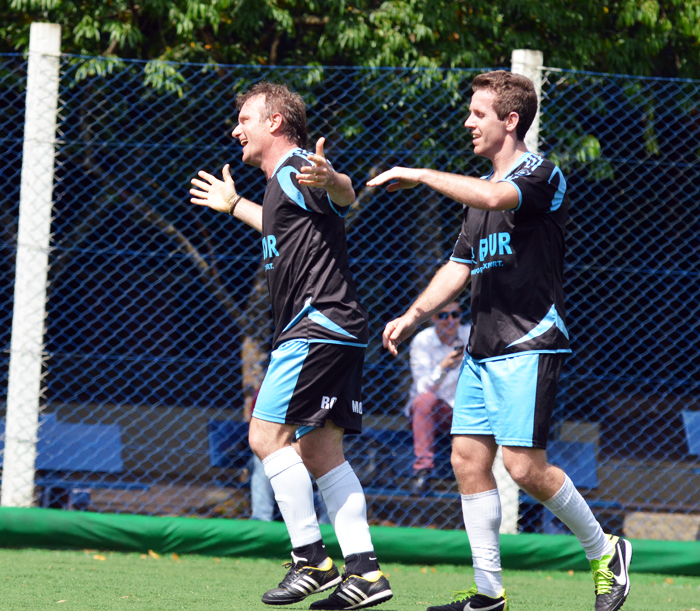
[405,323,471,415]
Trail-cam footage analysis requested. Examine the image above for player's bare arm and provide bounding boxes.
[383,261,471,356]
[296,137,355,207]
[367,167,519,211]
[190,164,263,233]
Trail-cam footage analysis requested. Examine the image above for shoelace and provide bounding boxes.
[450,585,478,601]
[593,567,614,595]
[279,561,304,587]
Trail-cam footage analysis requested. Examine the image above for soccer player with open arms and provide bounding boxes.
[367,71,632,611]
[190,82,392,610]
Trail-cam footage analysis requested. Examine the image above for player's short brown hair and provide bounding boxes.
[236,82,307,148]
[471,71,538,141]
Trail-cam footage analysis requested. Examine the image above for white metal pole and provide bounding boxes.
[491,49,545,534]
[1,22,61,508]
[511,49,544,154]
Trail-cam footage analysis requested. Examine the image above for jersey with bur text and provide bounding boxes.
[262,148,368,350]
[450,152,572,361]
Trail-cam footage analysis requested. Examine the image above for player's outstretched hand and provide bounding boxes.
[297,137,334,189]
[382,315,417,357]
[366,166,421,192]
[190,164,238,213]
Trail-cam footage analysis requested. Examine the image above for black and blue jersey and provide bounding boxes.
[261,148,369,350]
[451,152,572,362]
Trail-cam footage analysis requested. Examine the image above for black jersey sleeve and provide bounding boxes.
[449,210,476,265]
[276,152,350,217]
[500,158,567,215]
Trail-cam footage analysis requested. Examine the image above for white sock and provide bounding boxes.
[542,475,613,561]
[263,446,321,547]
[461,489,503,598]
[316,461,374,557]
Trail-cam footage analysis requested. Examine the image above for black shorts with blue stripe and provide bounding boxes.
[253,339,365,436]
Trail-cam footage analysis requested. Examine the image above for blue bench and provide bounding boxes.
[344,426,453,497]
[0,415,149,509]
[682,410,700,456]
[207,419,251,470]
[207,419,254,488]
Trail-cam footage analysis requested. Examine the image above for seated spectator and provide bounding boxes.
[406,301,470,493]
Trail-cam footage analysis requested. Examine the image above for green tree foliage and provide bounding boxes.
[2,0,700,77]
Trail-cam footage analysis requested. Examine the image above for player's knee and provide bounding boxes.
[451,447,478,478]
[450,447,463,471]
[301,455,324,479]
[505,463,529,488]
[503,455,541,488]
[304,448,346,479]
[248,423,289,460]
[247,427,266,459]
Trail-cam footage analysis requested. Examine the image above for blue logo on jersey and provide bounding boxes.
[478,232,512,261]
[262,234,280,260]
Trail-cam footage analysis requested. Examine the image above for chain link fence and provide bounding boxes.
[0,50,698,540]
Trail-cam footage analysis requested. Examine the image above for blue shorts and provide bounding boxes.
[253,339,365,437]
[451,352,565,448]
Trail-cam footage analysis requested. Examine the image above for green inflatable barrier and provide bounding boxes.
[1,508,699,576]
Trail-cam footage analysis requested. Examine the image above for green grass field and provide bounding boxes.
[0,548,698,611]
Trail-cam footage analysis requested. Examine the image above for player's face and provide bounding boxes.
[433,303,461,342]
[231,95,272,167]
[464,89,509,160]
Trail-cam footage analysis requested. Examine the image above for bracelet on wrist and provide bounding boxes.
[228,194,242,216]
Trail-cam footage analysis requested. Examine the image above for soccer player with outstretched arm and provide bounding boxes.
[190,82,392,611]
[367,70,631,611]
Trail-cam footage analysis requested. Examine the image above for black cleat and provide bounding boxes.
[591,535,632,611]
[309,570,393,610]
[262,557,341,605]
[426,584,508,611]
